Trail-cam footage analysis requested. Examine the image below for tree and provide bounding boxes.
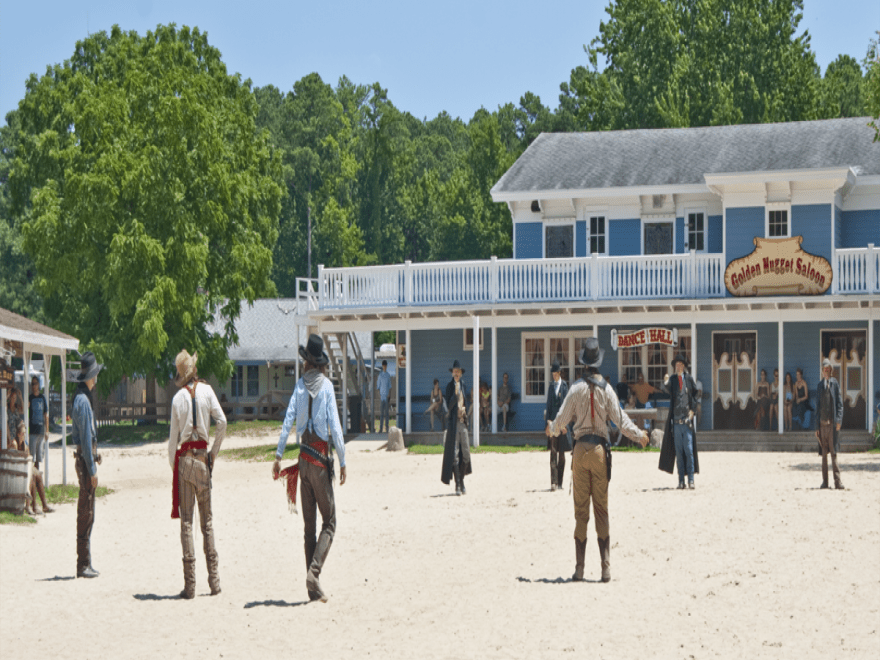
[865,32,880,142]
[818,55,864,118]
[574,0,820,130]
[9,24,284,390]
[0,110,45,321]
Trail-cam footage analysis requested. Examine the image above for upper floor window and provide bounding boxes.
[545,223,573,258]
[644,219,674,255]
[686,211,706,252]
[589,215,606,254]
[767,207,789,238]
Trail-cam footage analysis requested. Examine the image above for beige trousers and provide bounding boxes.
[571,441,609,542]
[179,452,219,592]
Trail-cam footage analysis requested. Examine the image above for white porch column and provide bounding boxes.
[778,320,784,435]
[342,333,348,434]
[491,325,498,434]
[405,328,411,434]
[42,358,49,486]
[370,332,375,432]
[472,316,480,447]
[23,350,30,447]
[62,354,68,485]
[691,320,698,428]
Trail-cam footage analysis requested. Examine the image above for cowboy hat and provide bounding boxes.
[671,353,689,370]
[551,360,561,374]
[76,351,104,382]
[449,359,466,374]
[579,337,604,368]
[174,350,198,387]
[299,334,329,366]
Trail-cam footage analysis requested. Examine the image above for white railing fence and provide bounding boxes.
[309,252,726,309]
[834,244,879,295]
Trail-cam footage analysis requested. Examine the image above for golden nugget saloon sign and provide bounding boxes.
[725,236,832,296]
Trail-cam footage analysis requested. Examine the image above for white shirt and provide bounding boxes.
[167,381,227,468]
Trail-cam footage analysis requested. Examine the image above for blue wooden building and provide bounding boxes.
[293,117,879,441]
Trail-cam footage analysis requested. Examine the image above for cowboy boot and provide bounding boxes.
[550,461,558,491]
[35,473,54,513]
[598,537,611,583]
[558,453,566,490]
[572,538,586,581]
[180,559,196,599]
[820,455,830,489]
[453,465,462,496]
[460,470,467,495]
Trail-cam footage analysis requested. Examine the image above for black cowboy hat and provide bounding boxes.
[449,359,466,374]
[579,337,604,368]
[76,351,104,382]
[551,360,561,374]
[671,353,689,370]
[299,334,329,366]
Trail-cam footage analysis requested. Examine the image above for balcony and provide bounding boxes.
[296,246,879,312]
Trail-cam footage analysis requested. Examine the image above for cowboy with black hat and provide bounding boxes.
[167,349,227,598]
[816,357,844,489]
[441,359,472,495]
[545,360,572,491]
[659,353,700,489]
[70,351,104,578]
[272,334,347,602]
[546,337,647,582]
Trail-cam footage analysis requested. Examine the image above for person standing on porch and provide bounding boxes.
[816,358,844,490]
[167,350,227,599]
[28,377,53,515]
[377,360,392,433]
[273,334,347,602]
[70,352,103,579]
[441,360,472,495]
[545,361,572,491]
[546,338,647,583]
[659,354,700,489]
[497,372,512,432]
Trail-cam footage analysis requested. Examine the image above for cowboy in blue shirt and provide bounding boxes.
[376,360,392,433]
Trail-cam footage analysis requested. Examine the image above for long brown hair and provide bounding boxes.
[7,387,23,413]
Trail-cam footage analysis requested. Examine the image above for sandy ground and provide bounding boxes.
[1,434,878,660]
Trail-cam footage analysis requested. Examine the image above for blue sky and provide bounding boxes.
[1,0,878,125]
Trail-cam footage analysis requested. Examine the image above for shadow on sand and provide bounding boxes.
[243,599,309,609]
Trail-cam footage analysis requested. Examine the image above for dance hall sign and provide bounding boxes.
[611,327,678,351]
[725,236,832,296]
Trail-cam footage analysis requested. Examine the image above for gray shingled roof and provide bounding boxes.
[210,299,373,363]
[491,117,880,197]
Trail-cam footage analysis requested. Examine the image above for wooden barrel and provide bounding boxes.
[0,449,30,515]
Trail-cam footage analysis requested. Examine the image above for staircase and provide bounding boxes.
[323,332,370,433]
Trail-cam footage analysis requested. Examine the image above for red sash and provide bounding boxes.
[274,439,329,513]
[171,439,208,519]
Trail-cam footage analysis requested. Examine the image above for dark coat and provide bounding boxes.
[441,378,473,484]
[816,377,843,454]
[545,378,572,451]
[659,373,700,475]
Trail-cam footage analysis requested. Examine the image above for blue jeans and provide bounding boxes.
[29,432,45,463]
[673,422,695,483]
[379,399,389,432]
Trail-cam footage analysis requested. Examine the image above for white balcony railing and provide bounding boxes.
[833,244,879,295]
[305,252,727,310]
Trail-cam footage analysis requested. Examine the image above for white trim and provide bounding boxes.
[491,183,710,203]
[586,213,608,255]
[544,220,576,259]
[705,167,853,186]
[641,216,675,255]
[521,330,593,404]
[683,207,708,254]
[765,204,791,238]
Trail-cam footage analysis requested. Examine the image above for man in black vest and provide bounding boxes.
[816,358,844,490]
[659,353,700,489]
[545,361,571,491]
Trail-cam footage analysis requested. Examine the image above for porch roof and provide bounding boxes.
[491,117,880,199]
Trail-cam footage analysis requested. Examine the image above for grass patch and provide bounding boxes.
[220,443,300,463]
[408,444,659,454]
[46,484,113,505]
[0,511,37,525]
[88,419,284,446]
[408,444,545,455]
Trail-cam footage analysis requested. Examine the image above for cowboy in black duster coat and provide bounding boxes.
[658,354,700,485]
[441,360,472,494]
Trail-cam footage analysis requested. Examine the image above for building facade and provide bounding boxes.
[294,118,879,441]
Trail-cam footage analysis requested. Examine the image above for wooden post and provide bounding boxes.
[405,328,411,434]
[62,354,68,485]
[472,315,480,447]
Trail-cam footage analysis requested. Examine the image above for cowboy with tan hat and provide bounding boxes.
[816,357,844,490]
[546,337,648,583]
[167,349,227,599]
[71,351,104,578]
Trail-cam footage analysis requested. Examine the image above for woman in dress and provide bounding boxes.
[783,372,794,431]
[755,369,771,430]
[768,369,780,430]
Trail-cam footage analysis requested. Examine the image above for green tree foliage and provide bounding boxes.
[818,55,865,118]
[9,24,283,390]
[575,0,820,129]
[865,33,880,141]
[0,110,45,321]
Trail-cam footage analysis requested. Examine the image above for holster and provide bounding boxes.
[604,441,612,482]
